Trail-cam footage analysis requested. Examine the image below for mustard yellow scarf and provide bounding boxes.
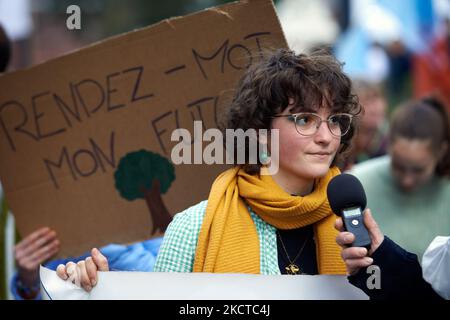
[193,166,346,274]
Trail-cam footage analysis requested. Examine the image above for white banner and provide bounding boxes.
[40,266,368,300]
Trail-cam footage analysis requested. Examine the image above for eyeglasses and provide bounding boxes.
[272,112,353,137]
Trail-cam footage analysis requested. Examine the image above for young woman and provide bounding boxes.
[56,49,362,290]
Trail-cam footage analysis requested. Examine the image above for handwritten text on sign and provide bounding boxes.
[0,0,287,256]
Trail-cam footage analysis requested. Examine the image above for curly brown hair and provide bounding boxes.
[219,48,361,174]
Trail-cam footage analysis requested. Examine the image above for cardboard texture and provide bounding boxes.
[0,0,287,257]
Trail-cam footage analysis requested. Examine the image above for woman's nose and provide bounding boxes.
[400,175,416,190]
[314,121,333,144]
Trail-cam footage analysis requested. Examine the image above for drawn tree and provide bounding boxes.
[114,150,175,235]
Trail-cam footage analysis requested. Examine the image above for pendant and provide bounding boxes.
[285,264,301,275]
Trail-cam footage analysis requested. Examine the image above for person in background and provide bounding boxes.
[350,97,450,258]
[342,79,389,170]
[422,235,450,300]
[12,227,163,299]
[56,49,363,291]
[0,23,14,299]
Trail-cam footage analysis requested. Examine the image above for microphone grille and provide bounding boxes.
[327,173,367,216]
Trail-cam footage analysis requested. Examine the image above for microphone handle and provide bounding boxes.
[342,208,372,250]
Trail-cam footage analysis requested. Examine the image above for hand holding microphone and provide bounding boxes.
[327,174,384,275]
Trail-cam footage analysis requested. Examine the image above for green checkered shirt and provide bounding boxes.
[153,200,282,274]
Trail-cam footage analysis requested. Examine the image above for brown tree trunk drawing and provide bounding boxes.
[141,179,172,235]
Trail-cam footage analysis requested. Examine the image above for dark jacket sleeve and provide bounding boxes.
[348,236,443,300]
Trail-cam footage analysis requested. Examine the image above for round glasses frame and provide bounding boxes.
[272,112,353,137]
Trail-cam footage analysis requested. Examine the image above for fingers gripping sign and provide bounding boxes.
[56,248,109,292]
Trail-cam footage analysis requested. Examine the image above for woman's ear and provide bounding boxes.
[258,130,272,165]
[259,131,268,145]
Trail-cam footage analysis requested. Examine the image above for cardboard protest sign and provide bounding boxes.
[0,0,288,256]
[40,266,368,300]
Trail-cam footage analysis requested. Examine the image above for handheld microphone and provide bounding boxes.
[327,173,372,249]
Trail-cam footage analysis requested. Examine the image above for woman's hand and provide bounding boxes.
[15,227,60,298]
[56,248,109,292]
[335,209,384,275]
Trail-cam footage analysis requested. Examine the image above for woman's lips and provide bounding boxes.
[307,152,331,160]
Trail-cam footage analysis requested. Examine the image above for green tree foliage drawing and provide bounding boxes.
[114,150,175,235]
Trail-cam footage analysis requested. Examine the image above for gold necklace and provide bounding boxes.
[277,231,309,275]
